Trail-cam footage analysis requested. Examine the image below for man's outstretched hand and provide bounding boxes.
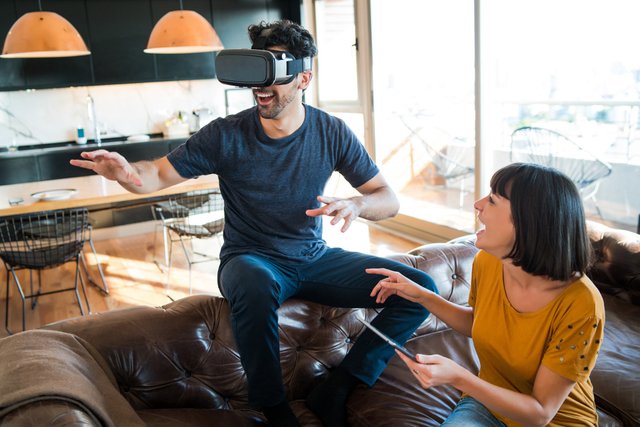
[70,150,142,187]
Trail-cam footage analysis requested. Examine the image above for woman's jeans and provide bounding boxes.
[218,247,436,407]
[442,397,507,427]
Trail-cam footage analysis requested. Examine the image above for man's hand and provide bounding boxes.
[305,195,362,233]
[70,150,142,187]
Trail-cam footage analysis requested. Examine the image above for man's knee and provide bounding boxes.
[220,255,281,305]
[396,264,438,294]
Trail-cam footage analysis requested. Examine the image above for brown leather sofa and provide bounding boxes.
[0,221,637,426]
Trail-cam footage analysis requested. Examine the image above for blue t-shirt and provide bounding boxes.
[167,104,379,263]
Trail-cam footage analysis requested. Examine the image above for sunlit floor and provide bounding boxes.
[0,218,422,337]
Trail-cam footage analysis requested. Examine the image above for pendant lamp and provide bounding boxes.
[145,3,223,54]
[1,6,90,58]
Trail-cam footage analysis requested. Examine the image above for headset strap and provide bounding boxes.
[251,36,268,49]
[286,57,312,74]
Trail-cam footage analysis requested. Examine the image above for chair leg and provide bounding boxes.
[5,269,11,335]
[163,225,171,267]
[8,268,27,332]
[31,270,42,310]
[165,231,175,299]
[73,259,86,316]
[88,237,108,294]
[78,260,91,314]
[178,236,193,295]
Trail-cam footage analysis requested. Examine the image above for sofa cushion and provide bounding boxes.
[138,408,265,426]
[590,293,640,426]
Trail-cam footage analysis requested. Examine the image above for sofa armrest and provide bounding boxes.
[0,400,101,427]
[587,220,640,304]
[0,330,144,427]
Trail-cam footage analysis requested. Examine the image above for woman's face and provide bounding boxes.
[474,192,516,258]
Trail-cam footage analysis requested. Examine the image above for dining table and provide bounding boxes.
[0,173,220,295]
[0,174,219,217]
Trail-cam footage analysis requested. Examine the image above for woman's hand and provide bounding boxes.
[70,150,142,186]
[396,350,468,389]
[367,267,428,304]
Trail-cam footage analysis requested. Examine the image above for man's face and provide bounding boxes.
[252,76,300,120]
[251,46,309,119]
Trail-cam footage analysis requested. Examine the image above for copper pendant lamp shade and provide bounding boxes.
[145,10,224,54]
[1,11,90,58]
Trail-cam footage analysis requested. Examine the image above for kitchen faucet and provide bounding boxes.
[86,94,101,147]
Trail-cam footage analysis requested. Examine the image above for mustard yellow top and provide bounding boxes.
[469,250,605,427]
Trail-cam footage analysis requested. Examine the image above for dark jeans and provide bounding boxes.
[218,247,436,407]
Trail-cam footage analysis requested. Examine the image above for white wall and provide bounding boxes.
[0,79,231,147]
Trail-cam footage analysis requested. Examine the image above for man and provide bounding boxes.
[71,20,436,427]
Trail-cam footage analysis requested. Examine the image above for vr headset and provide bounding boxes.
[215,36,312,87]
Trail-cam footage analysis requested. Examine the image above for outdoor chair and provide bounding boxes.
[510,126,613,214]
[0,208,91,333]
[152,190,224,296]
[398,113,475,207]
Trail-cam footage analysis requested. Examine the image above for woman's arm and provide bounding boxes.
[398,352,575,427]
[367,268,474,337]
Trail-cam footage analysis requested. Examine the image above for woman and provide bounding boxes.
[367,163,604,426]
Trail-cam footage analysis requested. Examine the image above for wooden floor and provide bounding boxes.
[0,219,423,338]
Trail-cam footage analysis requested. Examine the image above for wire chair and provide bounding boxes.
[397,113,475,207]
[0,208,91,334]
[510,127,613,214]
[153,190,224,296]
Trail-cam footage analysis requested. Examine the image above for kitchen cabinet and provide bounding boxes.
[210,0,270,49]
[86,0,156,85]
[0,136,188,185]
[0,0,301,91]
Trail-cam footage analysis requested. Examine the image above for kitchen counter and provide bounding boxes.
[0,134,190,185]
[0,133,188,156]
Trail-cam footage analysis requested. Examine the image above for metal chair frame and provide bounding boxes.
[0,208,91,334]
[510,126,613,215]
[152,190,224,296]
[398,112,475,207]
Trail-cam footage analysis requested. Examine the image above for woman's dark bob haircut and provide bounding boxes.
[490,163,592,281]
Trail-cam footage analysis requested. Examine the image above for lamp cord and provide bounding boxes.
[38,0,42,11]
[179,0,184,10]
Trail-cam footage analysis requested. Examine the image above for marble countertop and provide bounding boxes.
[0,133,190,157]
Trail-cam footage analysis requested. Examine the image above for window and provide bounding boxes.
[311,0,640,239]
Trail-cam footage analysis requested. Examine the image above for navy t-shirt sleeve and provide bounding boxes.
[333,119,379,188]
[167,119,221,179]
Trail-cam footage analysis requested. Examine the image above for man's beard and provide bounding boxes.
[254,87,298,119]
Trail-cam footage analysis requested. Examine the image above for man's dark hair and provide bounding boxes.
[248,20,318,59]
[490,162,592,281]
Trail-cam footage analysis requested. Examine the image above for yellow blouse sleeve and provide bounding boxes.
[543,311,604,382]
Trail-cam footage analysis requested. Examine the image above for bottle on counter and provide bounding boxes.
[76,126,87,144]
